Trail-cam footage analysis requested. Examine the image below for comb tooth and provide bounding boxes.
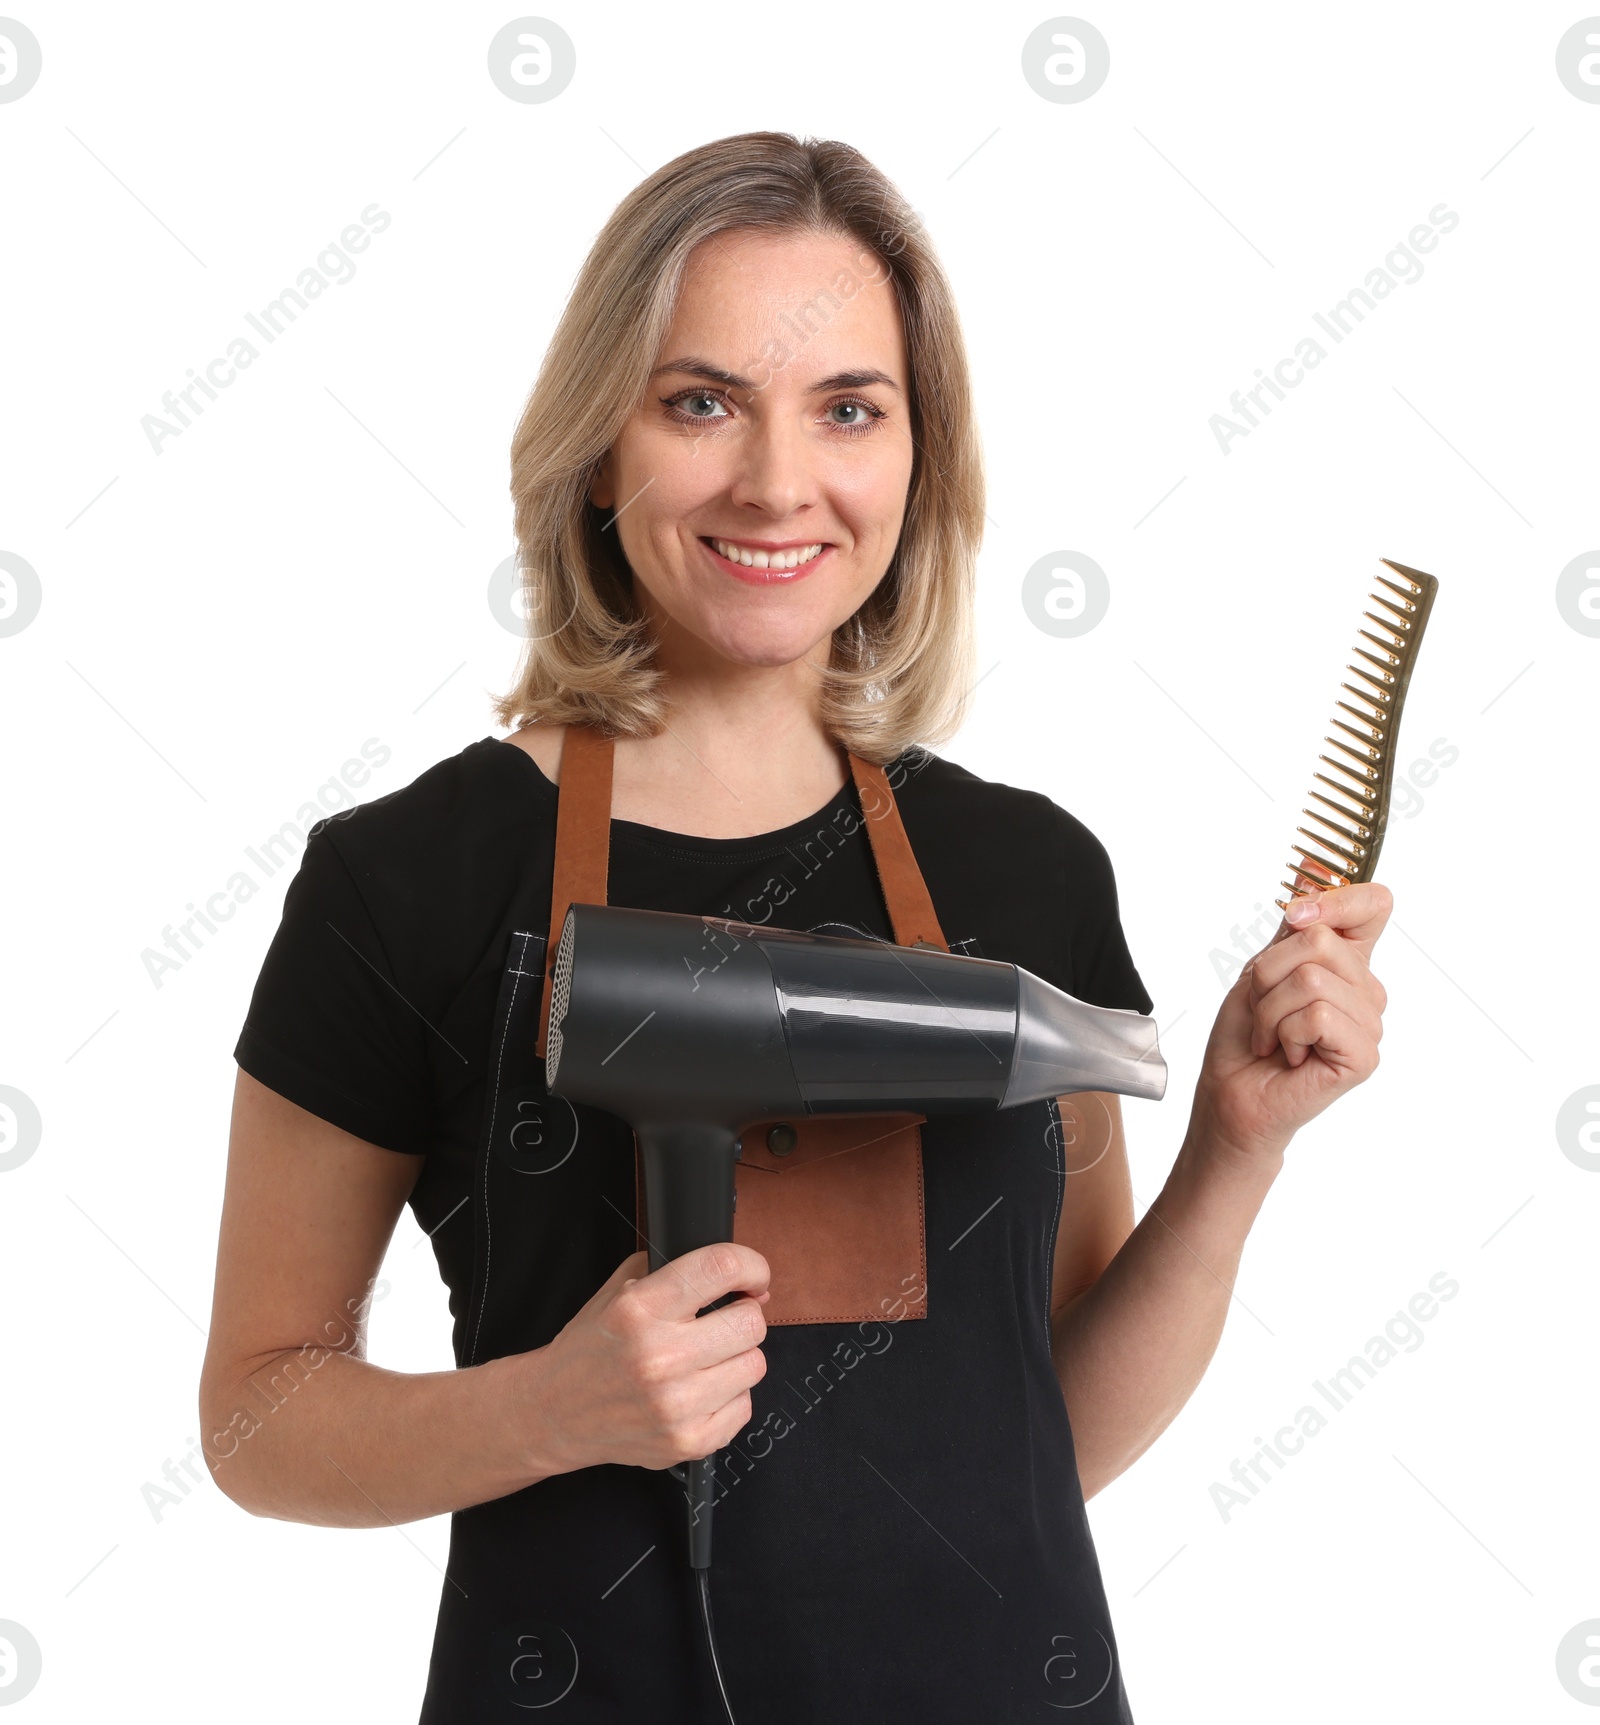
[1369,594,1415,626]
[1352,648,1398,681]
[1304,804,1365,847]
[1338,686,1386,712]
[1297,826,1362,869]
[1314,769,1376,809]
[1289,859,1351,890]
[1321,759,1380,796]
[1375,573,1420,607]
[1330,719,1383,755]
[1378,561,1426,594]
[1290,846,1351,887]
[1356,629,1403,663]
[1325,739,1381,776]
[1292,833,1350,870]
[1372,565,1427,600]
[1310,790,1372,838]
[1334,700,1386,741]
[1348,662,1394,692]
[1365,605,1410,637]
[1311,774,1370,806]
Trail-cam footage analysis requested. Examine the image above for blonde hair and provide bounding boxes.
[492,131,984,765]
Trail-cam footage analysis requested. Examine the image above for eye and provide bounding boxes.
[822,396,888,435]
[662,388,731,424]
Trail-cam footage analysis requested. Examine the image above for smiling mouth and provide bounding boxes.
[702,536,829,572]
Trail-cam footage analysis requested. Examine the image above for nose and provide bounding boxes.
[725,404,821,521]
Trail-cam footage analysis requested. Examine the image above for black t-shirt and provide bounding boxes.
[235,735,1153,1723]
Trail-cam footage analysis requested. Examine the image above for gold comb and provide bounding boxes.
[1276,558,1441,910]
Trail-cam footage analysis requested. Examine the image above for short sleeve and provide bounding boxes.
[1054,810,1154,1016]
[234,821,434,1154]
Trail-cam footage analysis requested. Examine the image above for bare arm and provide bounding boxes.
[200,1070,771,1527]
[199,1071,546,1525]
[1048,1095,1280,1500]
[1049,882,1392,1500]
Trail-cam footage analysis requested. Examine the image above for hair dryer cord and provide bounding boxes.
[697,1565,739,1725]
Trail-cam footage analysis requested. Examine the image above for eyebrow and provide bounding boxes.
[650,356,903,395]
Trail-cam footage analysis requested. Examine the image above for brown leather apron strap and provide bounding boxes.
[847,753,948,952]
[533,724,946,1052]
[534,724,614,1060]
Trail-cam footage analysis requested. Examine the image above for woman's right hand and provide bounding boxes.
[516,1244,772,1476]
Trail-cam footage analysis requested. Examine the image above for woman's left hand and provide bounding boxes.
[1190,881,1393,1164]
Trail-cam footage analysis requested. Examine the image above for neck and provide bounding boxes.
[611,629,849,839]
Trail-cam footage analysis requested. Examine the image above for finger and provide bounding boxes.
[1251,967,1383,1059]
[692,1335,770,1406]
[634,1242,772,1322]
[682,1293,769,1371]
[1274,998,1380,1076]
[1255,969,1382,1058]
[679,1383,759,1461]
[1279,881,1393,955]
[1250,920,1381,1001]
[1263,856,1343,946]
[653,1355,767,1468]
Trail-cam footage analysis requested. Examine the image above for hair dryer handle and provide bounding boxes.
[635,1122,742,1573]
[635,1122,741,1278]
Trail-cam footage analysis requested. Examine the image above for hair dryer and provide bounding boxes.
[544,903,1166,1572]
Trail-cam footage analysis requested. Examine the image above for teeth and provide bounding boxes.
[711,539,825,570]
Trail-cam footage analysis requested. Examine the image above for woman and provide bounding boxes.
[201,132,1390,1722]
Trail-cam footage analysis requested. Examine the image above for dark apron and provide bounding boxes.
[419,729,1135,1723]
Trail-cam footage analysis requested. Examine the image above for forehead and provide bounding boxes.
[663,227,906,379]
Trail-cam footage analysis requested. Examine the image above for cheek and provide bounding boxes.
[617,455,725,566]
[831,450,914,541]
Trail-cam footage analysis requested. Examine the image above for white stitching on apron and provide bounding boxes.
[1044,1096,1066,1355]
[469,929,539,1366]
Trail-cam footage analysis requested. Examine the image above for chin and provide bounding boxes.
[702,616,835,669]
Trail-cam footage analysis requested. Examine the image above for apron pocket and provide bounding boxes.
[723,1114,928,1326]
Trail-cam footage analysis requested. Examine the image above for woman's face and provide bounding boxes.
[591,226,915,676]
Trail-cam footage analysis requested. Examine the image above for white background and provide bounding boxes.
[3,2,1597,1719]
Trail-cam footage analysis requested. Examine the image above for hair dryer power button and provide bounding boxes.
[766,1123,798,1157]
